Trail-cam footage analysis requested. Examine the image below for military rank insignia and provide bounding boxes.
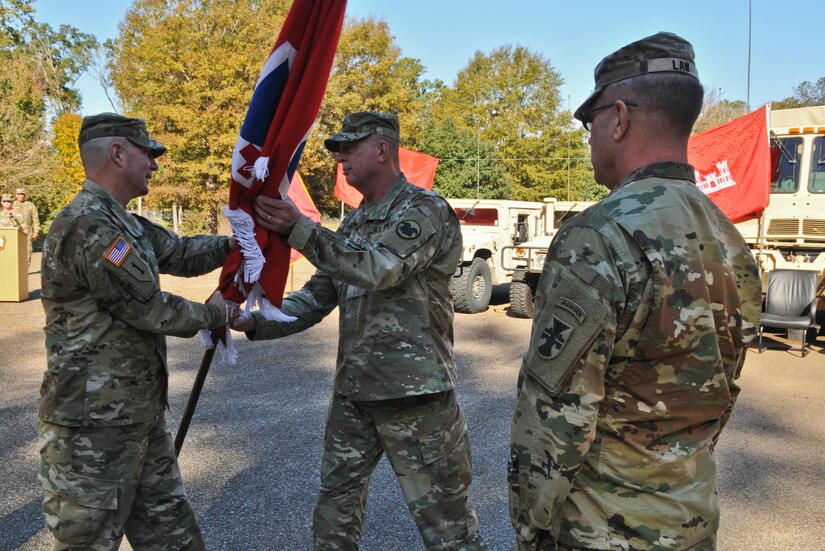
[396,220,421,239]
[537,316,573,359]
[105,236,132,267]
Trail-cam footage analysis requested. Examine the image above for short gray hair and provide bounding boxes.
[79,136,129,171]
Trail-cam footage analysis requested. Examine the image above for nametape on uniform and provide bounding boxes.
[104,236,132,267]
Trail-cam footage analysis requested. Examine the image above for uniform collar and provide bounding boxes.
[612,161,695,194]
[83,179,144,237]
[360,174,409,221]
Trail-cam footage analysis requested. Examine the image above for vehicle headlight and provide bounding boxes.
[535,254,545,267]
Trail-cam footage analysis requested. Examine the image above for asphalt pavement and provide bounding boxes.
[1,253,823,550]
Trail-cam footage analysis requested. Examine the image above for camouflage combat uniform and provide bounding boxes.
[13,196,39,263]
[509,163,762,551]
[38,179,231,551]
[250,175,485,550]
[0,207,21,228]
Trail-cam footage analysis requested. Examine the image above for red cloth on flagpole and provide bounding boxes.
[335,147,439,207]
[216,0,346,310]
[688,106,771,222]
[287,173,320,264]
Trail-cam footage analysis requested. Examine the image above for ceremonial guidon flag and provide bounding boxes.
[207,0,346,362]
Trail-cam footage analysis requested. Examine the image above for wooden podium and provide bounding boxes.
[0,227,29,301]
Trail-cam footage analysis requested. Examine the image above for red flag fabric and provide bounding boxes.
[335,147,439,207]
[209,0,345,361]
[287,173,320,264]
[688,106,771,222]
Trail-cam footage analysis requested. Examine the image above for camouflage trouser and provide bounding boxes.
[37,415,205,551]
[313,390,486,551]
[525,531,718,550]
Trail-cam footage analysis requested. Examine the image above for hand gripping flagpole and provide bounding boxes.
[174,0,346,455]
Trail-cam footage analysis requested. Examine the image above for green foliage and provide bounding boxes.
[427,45,590,202]
[418,115,508,199]
[0,0,96,234]
[773,76,825,109]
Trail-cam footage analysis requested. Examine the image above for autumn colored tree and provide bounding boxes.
[108,0,291,233]
[52,111,84,193]
[693,87,748,134]
[0,0,94,214]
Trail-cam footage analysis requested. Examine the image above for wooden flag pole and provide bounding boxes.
[174,343,217,456]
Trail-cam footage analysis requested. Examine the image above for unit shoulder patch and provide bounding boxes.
[396,220,422,239]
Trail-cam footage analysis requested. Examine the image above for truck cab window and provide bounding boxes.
[770,136,802,193]
[809,136,825,193]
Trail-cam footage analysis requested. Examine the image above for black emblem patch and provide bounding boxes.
[396,220,421,239]
[537,316,573,359]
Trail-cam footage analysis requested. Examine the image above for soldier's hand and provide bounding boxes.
[254,195,300,235]
[208,290,227,324]
[231,312,256,333]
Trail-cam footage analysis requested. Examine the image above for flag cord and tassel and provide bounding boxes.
[224,205,265,284]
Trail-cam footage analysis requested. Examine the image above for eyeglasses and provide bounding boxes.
[581,101,638,131]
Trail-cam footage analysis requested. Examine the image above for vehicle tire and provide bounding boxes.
[451,258,492,313]
[510,279,534,318]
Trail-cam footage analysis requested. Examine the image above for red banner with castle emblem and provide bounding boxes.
[688,106,771,222]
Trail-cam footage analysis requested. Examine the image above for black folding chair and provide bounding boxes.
[758,269,820,357]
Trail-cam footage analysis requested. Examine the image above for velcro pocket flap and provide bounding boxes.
[383,217,436,259]
[39,463,118,510]
[524,267,609,395]
[101,237,155,302]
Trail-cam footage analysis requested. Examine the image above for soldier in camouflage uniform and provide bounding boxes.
[232,112,486,550]
[38,113,232,551]
[508,33,762,551]
[12,187,39,264]
[1,193,21,227]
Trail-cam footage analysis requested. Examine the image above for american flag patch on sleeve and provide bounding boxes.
[105,236,132,267]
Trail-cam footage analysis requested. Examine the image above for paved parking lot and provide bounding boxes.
[1,254,824,550]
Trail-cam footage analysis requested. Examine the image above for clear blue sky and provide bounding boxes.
[32,0,824,117]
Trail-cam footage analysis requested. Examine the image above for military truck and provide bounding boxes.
[501,198,594,317]
[734,105,825,293]
[447,198,545,313]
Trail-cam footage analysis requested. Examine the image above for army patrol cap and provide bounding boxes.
[78,112,167,157]
[324,112,400,152]
[15,188,25,194]
[574,32,699,122]
[1,194,13,202]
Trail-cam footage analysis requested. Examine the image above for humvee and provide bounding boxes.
[447,198,545,313]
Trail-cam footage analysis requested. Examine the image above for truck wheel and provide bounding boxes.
[510,279,534,318]
[451,258,492,313]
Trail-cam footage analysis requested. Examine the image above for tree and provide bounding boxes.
[418,115,508,199]
[0,0,96,223]
[693,87,748,134]
[773,76,825,109]
[23,21,98,117]
[428,45,590,202]
[52,111,84,194]
[108,0,291,233]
